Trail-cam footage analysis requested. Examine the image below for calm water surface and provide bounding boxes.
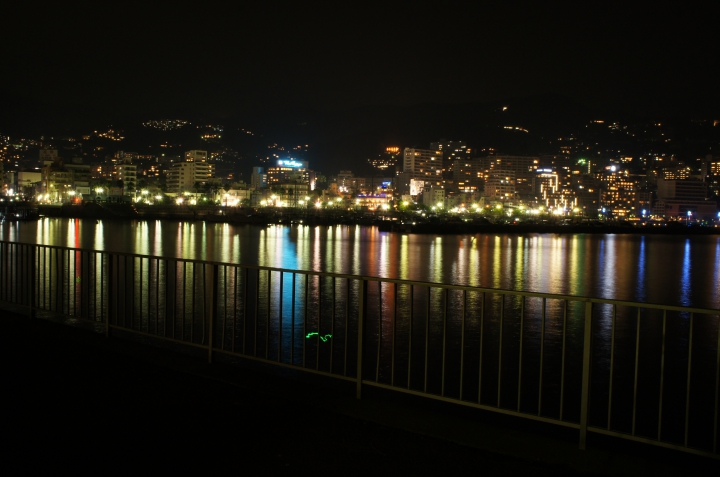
[2,218,719,309]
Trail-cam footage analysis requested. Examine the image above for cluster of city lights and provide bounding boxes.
[196,124,223,132]
[142,119,189,131]
[96,129,125,141]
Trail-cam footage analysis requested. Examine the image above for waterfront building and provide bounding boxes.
[220,188,253,207]
[480,155,539,199]
[354,192,391,211]
[266,182,310,207]
[484,169,516,201]
[451,158,483,194]
[657,178,707,201]
[335,171,355,192]
[266,159,314,190]
[572,174,601,215]
[40,157,91,202]
[367,146,400,172]
[250,166,267,190]
[113,158,137,197]
[653,177,717,218]
[701,155,720,196]
[429,140,471,179]
[166,150,215,194]
[17,170,42,197]
[598,166,636,217]
[534,169,577,211]
[403,148,443,180]
[422,185,445,208]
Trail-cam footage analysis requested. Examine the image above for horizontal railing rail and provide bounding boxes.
[0,240,718,459]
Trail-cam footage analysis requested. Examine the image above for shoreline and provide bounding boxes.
[29,203,720,236]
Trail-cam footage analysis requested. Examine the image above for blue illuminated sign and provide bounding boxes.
[277,159,303,168]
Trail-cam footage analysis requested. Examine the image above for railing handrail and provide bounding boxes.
[1,240,718,459]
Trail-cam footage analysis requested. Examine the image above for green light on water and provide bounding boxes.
[306,332,332,342]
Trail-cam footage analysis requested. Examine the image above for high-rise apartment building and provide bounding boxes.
[484,169,516,201]
[166,150,214,194]
[480,155,539,199]
[250,167,267,190]
[266,159,313,189]
[599,167,636,217]
[653,177,715,218]
[451,159,483,193]
[403,148,443,181]
[114,158,137,196]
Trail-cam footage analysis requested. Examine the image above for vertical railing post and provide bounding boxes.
[55,247,64,314]
[579,300,593,450]
[80,251,90,320]
[29,245,37,319]
[205,264,218,364]
[105,253,113,338]
[356,278,366,399]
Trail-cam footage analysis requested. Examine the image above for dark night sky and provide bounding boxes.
[3,1,719,124]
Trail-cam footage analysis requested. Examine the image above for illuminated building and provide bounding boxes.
[657,178,707,201]
[265,182,310,207]
[572,174,600,214]
[484,169,516,201]
[354,193,391,210]
[113,158,137,196]
[40,157,91,202]
[653,176,717,218]
[266,159,315,190]
[598,166,636,217]
[185,150,208,163]
[480,155,539,199]
[451,159,483,193]
[534,170,576,210]
[166,150,215,194]
[701,155,720,196]
[368,146,400,171]
[251,167,267,190]
[654,177,715,218]
[16,171,42,196]
[429,140,471,178]
[403,148,443,180]
[421,185,445,208]
[661,165,694,180]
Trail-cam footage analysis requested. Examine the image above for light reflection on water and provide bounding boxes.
[4,218,719,440]
[3,218,720,309]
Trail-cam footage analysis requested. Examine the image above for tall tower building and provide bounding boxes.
[403,148,443,180]
[251,167,267,190]
[166,150,215,194]
[114,157,137,196]
[480,155,540,199]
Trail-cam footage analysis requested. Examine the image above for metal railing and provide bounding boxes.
[1,240,718,459]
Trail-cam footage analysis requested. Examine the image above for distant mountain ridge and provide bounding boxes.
[2,93,718,175]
